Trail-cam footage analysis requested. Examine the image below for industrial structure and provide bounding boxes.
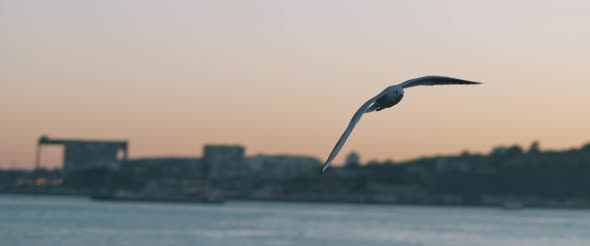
[35,135,128,173]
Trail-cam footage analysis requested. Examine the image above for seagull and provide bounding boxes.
[320,76,482,174]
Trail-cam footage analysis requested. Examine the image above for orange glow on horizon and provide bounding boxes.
[1,1,590,168]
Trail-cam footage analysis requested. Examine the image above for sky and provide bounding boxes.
[1,0,590,169]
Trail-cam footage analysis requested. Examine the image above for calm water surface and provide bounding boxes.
[1,195,589,246]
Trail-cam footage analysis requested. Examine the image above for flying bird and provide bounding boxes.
[320,76,482,173]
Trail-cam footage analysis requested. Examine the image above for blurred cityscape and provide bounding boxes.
[2,135,590,209]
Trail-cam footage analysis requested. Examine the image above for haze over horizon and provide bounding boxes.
[2,1,590,169]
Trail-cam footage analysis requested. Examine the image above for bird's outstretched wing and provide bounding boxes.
[321,89,390,173]
[400,76,481,89]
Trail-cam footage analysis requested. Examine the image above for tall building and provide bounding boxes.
[203,145,245,180]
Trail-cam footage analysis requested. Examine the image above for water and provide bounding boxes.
[1,195,590,246]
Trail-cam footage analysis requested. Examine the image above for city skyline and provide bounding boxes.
[2,1,590,168]
[3,134,588,170]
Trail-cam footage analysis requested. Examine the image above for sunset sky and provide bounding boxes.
[1,1,590,169]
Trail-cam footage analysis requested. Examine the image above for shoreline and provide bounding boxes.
[3,192,590,210]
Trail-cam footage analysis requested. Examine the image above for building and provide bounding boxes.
[36,135,128,173]
[123,157,203,179]
[251,154,321,179]
[203,145,245,180]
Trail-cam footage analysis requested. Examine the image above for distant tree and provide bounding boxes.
[460,150,471,158]
[528,140,541,154]
[506,145,523,155]
[490,145,509,156]
[489,144,522,168]
[345,152,360,167]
